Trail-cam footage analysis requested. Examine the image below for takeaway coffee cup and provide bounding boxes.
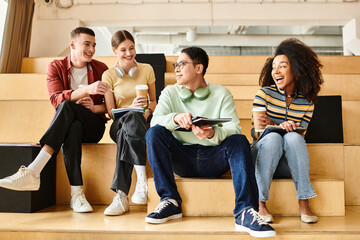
[252,107,267,132]
[135,85,148,108]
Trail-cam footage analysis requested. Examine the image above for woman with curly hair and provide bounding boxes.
[251,38,324,224]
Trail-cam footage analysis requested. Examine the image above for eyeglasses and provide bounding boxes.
[172,61,198,70]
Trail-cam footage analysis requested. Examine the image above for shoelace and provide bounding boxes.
[241,208,268,226]
[135,180,147,194]
[75,190,88,206]
[7,166,28,181]
[112,192,127,211]
[154,200,171,214]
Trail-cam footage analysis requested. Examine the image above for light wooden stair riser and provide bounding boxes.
[54,144,343,205]
[0,74,48,100]
[2,73,360,101]
[165,75,360,101]
[344,146,360,205]
[0,100,113,144]
[21,56,360,75]
[55,144,152,205]
[4,99,360,147]
[147,177,345,217]
[164,55,360,74]
[2,74,360,144]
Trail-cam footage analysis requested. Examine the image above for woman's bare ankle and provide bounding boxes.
[299,199,316,216]
[258,201,270,215]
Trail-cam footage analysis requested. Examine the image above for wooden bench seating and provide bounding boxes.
[2,55,356,210]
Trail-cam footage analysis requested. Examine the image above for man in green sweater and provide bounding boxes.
[144,47,275,238]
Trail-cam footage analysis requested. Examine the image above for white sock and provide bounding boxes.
[167,199,179,207]
[71,186,82,197]
[27,149,52,178]
[134,165,147,182]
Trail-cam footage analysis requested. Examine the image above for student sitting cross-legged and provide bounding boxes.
[0,27,110,213]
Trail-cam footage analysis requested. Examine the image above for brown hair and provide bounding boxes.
[111,30,135,49]
[259,38,324,104]
[70,27,95,39]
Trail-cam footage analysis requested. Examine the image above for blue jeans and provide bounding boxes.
[145,125,259,216]
[251,132,317,201]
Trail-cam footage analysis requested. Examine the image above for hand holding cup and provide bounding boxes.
[252,107,267,132]
[135,85,148,108]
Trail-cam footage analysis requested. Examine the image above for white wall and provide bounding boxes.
[29,0,360,57]
[29,19,80,57]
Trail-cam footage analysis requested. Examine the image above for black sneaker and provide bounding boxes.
[145,200,182,224]
[235,208,276,238]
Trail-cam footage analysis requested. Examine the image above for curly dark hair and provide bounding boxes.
[259,38,324,104]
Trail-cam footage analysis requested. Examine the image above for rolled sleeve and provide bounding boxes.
[46,61,73,108]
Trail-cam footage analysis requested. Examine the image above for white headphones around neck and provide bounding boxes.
[115,60,139,79]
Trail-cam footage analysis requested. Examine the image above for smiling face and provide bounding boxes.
[174,52,201,89]
[113,39,136,69]
[70,33,96,68]
[272,54,295,94]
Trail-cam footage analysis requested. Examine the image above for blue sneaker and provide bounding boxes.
[145,200,182,224]
[235,208,276,238]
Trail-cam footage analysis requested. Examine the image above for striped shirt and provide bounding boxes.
[251,85,314,140]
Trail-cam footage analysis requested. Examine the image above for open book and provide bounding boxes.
[174,116,232,132]
[257,125,307,141]
[111,107,144,120]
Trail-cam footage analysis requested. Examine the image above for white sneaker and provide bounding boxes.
[131,180,148,204]
[104,191,129,216]
[70,189,93,213]
[0,166,40,191]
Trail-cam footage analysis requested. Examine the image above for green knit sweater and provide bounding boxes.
[151,82,241,146]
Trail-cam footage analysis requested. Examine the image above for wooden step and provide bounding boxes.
[55,144,153,205]
[0,101,54,144]
[344,145,360,206]
[4,71,358,103]
[0,74,48,100]
[165,73,360,101]
[21,56,360,74]
[4,97,359,146]
[342,101,360,145]
[165,72,260,86]
[1,73,359,144]
[3,97,358,147]
[165,55,360,74]
[147,177,345,217]
[0,100,113,144]
[1,205,358,240]
[54,143,343,206]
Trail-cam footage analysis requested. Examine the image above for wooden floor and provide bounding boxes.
[0,205,359,239]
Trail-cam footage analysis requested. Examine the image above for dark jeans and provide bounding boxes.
[40,100,106,186]
[109,111,147,194]
[145,125,259,216]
